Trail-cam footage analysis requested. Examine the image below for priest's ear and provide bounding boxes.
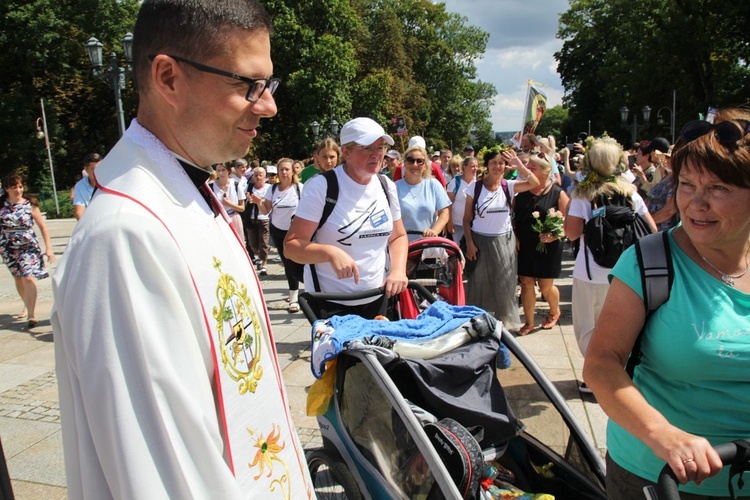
[146,54,190,109]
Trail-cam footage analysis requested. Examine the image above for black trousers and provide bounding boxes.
[269,223,304,291]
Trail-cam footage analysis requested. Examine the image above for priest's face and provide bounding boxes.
[178,29,277,167]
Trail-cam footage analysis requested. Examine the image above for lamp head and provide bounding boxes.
[619,106,629,124]
[35,118,45,140]
[85,37,104,68]
[122,32,134,64]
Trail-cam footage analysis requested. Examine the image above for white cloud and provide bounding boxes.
[440,0,569,131]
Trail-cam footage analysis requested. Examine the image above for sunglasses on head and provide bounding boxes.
[680,119,750,144]
[405,156,425,165]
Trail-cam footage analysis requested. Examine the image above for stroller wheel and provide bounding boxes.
[306,448,362,499]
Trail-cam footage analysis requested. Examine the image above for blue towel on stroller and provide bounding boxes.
[311,301,486,378]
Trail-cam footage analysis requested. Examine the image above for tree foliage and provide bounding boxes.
[535,105,569,143]
[555,0,750,145]
[1,0,494,188]
[0,0,140,190]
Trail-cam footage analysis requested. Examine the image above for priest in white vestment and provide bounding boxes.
[52,1,313,498]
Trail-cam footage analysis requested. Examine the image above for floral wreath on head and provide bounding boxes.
[574,133,629,191]
[476,144,513,175]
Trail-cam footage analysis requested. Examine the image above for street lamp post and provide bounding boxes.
[309,114,339,142]
[656,107,675,144]
[35,99,59,216]
[85,33,134,137]
[654,90,677,144]
[620,105,651,145]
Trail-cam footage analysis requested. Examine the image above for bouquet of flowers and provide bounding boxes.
[531,208,565,253]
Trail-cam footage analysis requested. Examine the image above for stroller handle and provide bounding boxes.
[655,439,750,499]
[298,281,435,323]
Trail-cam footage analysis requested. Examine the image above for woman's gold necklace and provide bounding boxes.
[699,252,750,287]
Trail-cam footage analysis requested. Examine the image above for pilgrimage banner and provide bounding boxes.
[510,81,548,147]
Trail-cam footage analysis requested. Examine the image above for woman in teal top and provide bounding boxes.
[584,107,750,499]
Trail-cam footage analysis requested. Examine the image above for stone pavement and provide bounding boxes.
[0,217,607,498]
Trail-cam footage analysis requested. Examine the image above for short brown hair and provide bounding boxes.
[671,107,750,189]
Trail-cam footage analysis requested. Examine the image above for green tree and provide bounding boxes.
[2,0,495,188]
[0,0,139,189]
[535,105,569,145]
[556,0,750,145]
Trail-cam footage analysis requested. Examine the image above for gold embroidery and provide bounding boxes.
[248,424,290,499]
[212,257,263,394]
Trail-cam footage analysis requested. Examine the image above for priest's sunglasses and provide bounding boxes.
[148,54,281,102]
[680,119,750,145]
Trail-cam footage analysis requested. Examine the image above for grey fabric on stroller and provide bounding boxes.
[386,332,523,450]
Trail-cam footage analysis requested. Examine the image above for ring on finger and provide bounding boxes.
[682,458,695,464]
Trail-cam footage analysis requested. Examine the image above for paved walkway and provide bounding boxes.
[0,218,607,498]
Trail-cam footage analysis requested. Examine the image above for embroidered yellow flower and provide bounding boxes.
[248,424,286,480]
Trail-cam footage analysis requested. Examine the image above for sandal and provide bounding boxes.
[288,302,300,313]
[542,311,561,329]
[518,323,535,336]
[27,318,38,329]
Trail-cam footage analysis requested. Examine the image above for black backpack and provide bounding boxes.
[583,192,651,280]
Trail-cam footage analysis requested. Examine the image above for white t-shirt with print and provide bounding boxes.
[568,192,649,284]
[264,183,302,230]
[249,183,270,221]
[466,180,517,236]
[295,165,401,295]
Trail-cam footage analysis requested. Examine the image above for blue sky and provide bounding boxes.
[439,0,569,132]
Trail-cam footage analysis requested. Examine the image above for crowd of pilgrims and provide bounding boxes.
[206,132,674,354]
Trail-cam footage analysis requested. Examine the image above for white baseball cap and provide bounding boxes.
[408,135,426,149]
[339,117,394,146]
[266,165,277,174]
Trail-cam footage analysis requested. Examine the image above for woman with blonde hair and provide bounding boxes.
[261,158,304,312]
[395,145,451,242]
[563,138,656,392]
[299,138,341,183]
[446,155,476,245]
[514,152,570,335]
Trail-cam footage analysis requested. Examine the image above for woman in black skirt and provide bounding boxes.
[514,153,569,335]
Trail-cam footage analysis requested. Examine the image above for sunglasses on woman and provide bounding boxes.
[680,119,750,144]
[405,157,425,165]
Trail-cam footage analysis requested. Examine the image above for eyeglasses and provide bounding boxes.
[680,119,750,144]
[352,144,389,155]
[405,156,425,165]
[149,54,281,102]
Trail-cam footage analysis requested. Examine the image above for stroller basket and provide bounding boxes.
[300,285,606,499]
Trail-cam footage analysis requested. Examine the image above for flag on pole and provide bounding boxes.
[510,81,548,147]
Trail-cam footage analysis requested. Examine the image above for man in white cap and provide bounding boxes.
[285,117,408,318]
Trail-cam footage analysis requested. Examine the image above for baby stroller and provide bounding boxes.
[299,283,606,499]
[402,237,465,310]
